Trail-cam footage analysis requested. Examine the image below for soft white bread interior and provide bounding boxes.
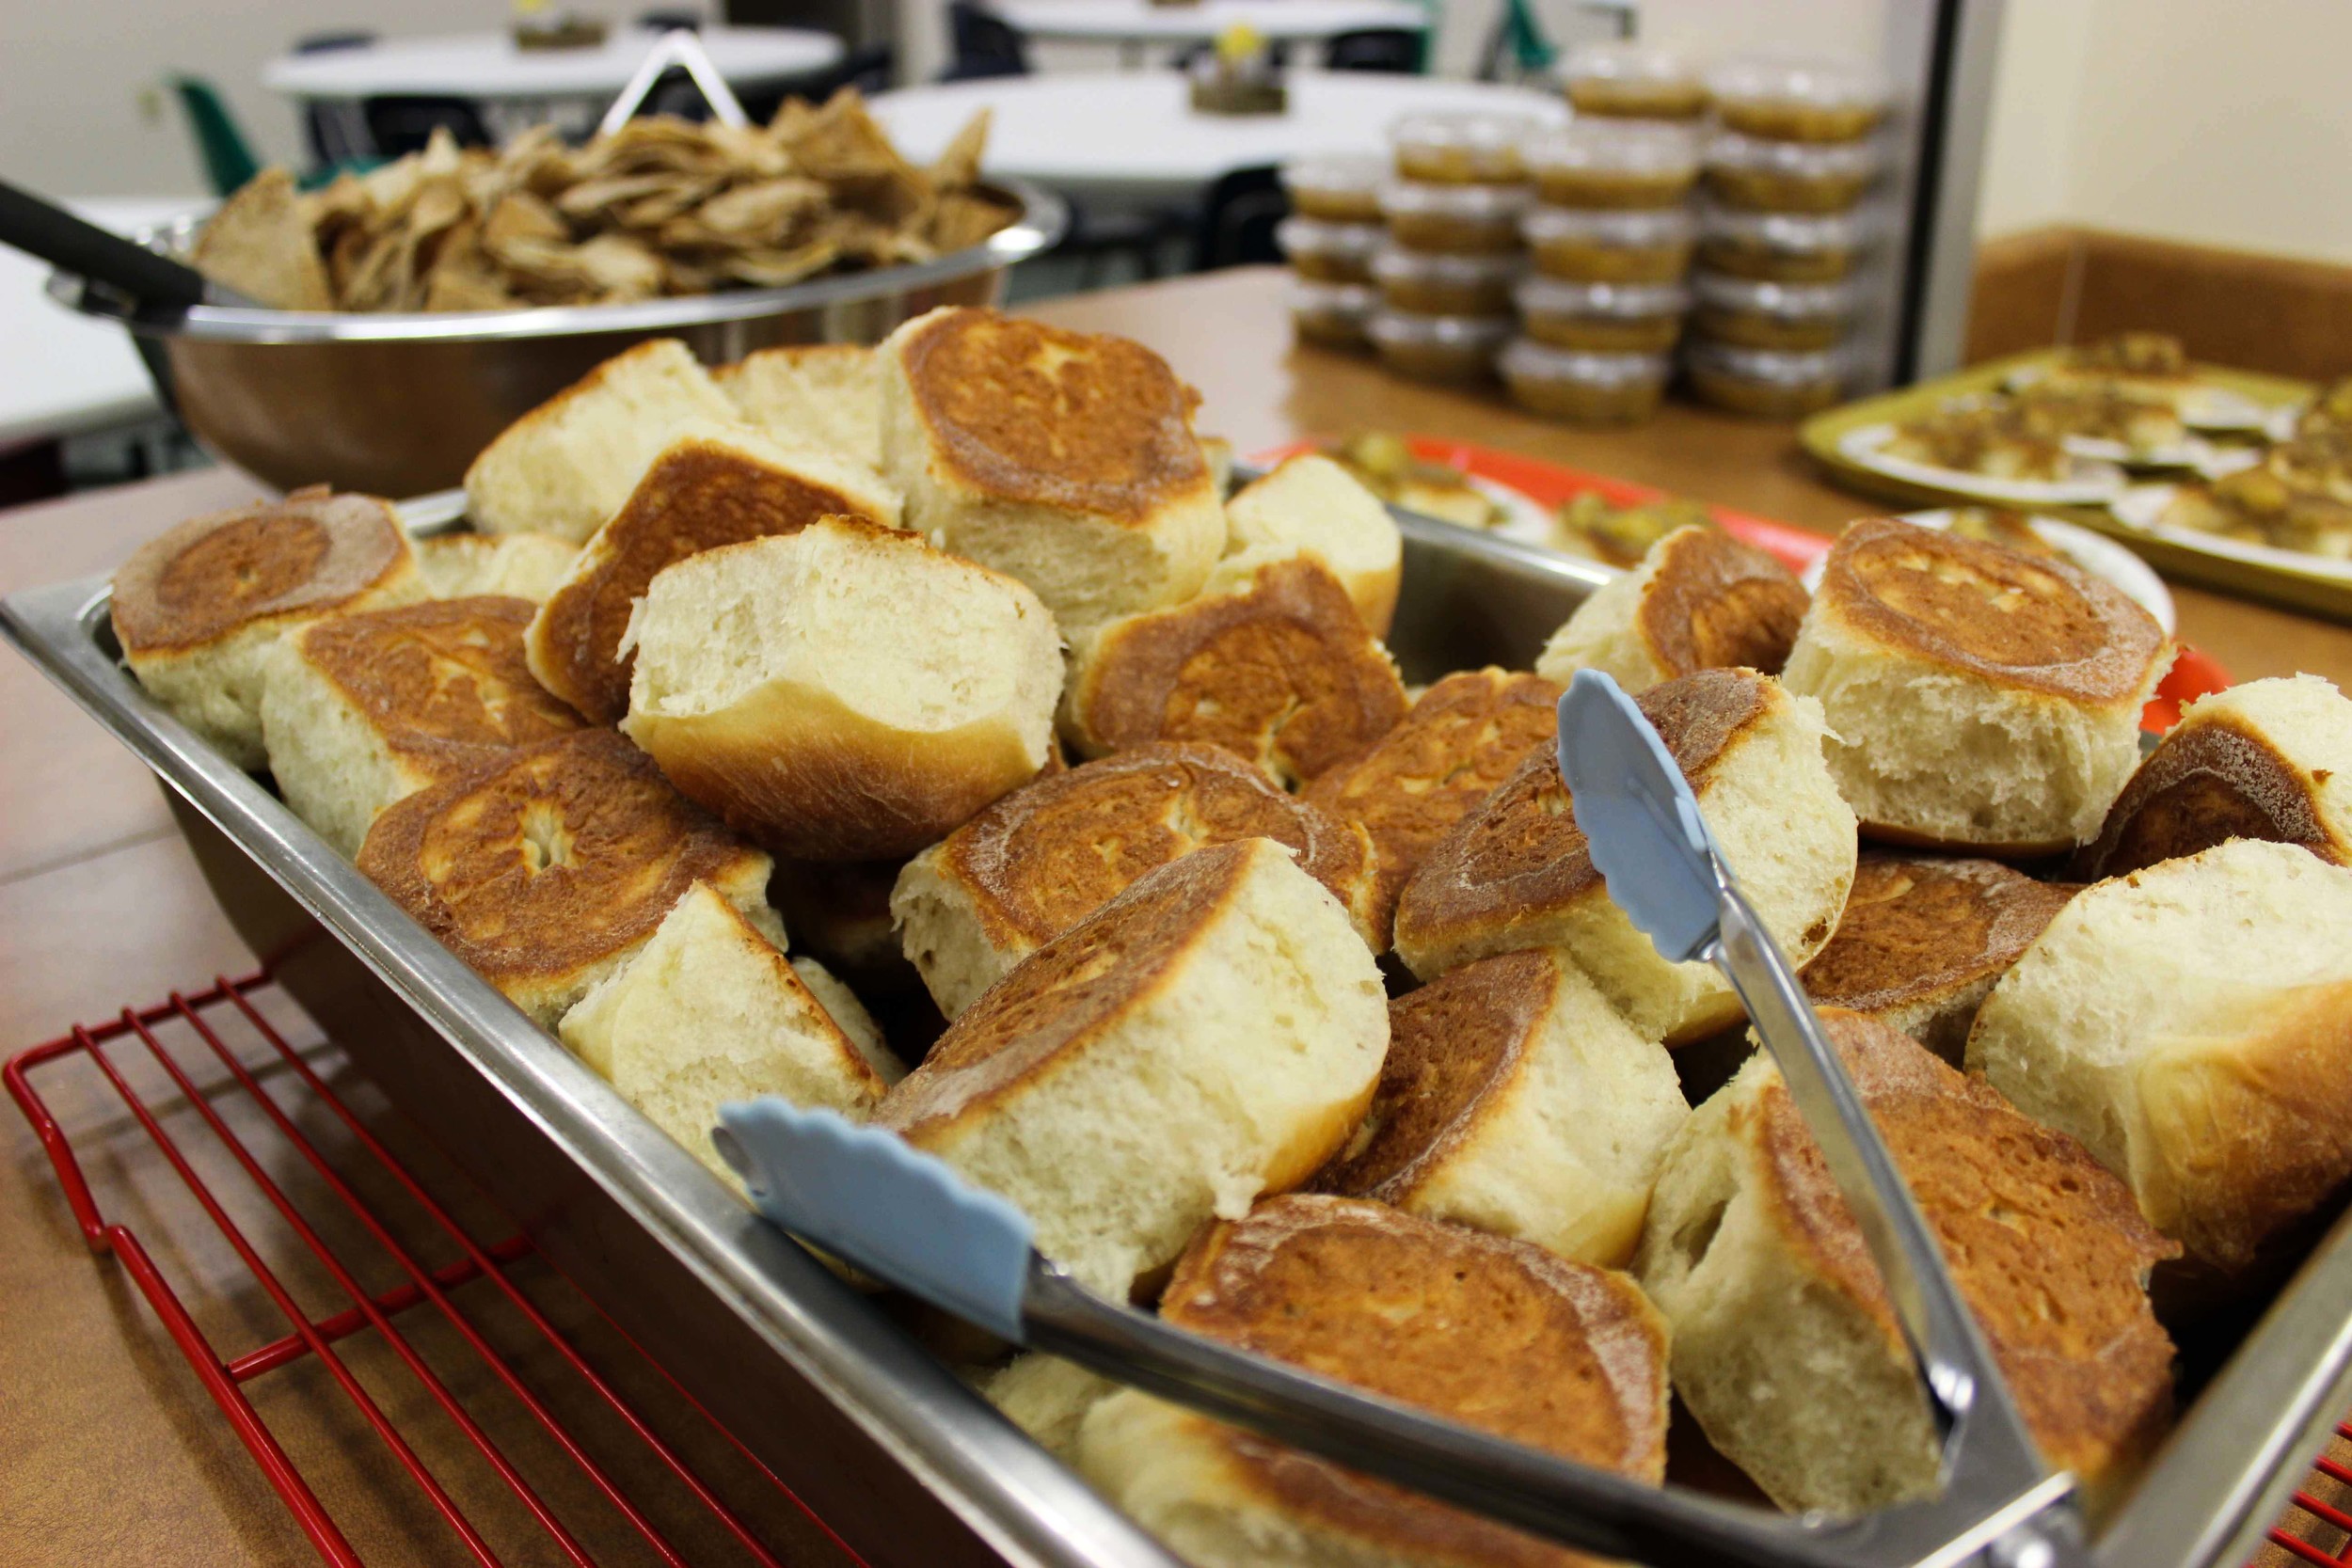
[979,1354,1120,1463]
[1223,454,1404,637]
[622,516,1063,861]
[1967,838,2352,1273]
[1076,1195,1670,1568]
[877,307,1225,633]
[1780,517,2172,853]
[2074,673,2352,879]
[1316,950,1687,1268]
[1534,524,1809,694]
[463,339,740,542]
[260,595,583,857]
[112,489,425,770]
[416,531,580,603]
[525,422,903,724]
[714,343,885,473]
[1637,1010,2176,1516]
[558,881,900,1197]
[1394,669,1856,1045]
[873,838,1389,1298]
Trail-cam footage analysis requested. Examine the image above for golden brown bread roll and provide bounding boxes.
[112,487,423,769]
[1534,524,1809,693]
[1078,1194,1669,1568]
[1222,453,1405,637]
[714,342,885,472]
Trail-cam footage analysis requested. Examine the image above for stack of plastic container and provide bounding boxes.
[1278,153,1388,349]
[1685,56,1888,418]
[1359,111,1536,385]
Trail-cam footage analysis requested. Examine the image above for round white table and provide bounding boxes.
[990,0,1428,45]
[869,71,1565,210]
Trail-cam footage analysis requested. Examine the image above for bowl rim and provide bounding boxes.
[45,177,1067,345]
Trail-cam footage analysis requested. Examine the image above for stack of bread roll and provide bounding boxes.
[108,308,2352,1563]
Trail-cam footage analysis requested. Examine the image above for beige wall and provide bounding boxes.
[1978,0,2352,264]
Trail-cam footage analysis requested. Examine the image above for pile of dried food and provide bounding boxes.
[189,89,1010,311]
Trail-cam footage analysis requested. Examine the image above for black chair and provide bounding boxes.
[739,40,895,119]
[1192,165,1288,271]
[361,96,493,156]
[294,32,377,167]
[1322,28,1423,73]
[636,8,703,29]
[943,2,1029,80]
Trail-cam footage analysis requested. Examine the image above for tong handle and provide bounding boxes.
[0,179,215,310]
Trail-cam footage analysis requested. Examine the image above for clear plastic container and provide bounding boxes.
[1500,339,1671,424]
[1277,216,1387,284]
[1708,55,1890,143]
[1281,152,1386,223]
[1372,245,1524,316]
[1689,270,1855,352]
[1684,339,1847,419]
[1559,42,1708,121]
[1521,203,1695,283]
[1379,179,1532,255]
[1522,121,1702,209]
[1389,109,1543,183]
[1290,278,1378,348]
[1695,202,1865,282]
[1704,131,1882,214]
[1515,276,1690,355]
[1366,309,1515,383]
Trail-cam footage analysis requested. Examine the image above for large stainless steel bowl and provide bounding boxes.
[45,179,1065,497]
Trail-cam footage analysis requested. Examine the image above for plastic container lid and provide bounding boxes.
[1379,179,1536,221]
[1366,309,1517,351]
[1280,151,1387,199]
[1560,40,1701,88]
[1523,121,1703,181]
[1373,244,1527,288]
[1522,203,1696,247]
[1708,55,1891,114]
[1697,200,1867,251]
[1277,216,1388,262]
[1390,109,1545,162]
[1684,337,1848,384]
[1690,270,1856,319]
[1705,130,1883,179]
[1516,276,1692,318]
[1501,338,1673,387]
[1291,277,1379,310]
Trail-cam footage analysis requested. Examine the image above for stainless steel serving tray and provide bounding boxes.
[6,494,2351,1568]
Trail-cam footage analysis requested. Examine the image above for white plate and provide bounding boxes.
[1797,509,2176,633]
[2110,483,2352,583]
[1839,421,2128,505]
[2058,432,2260,479]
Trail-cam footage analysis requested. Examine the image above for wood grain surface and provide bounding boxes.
[3,266,2347,1566]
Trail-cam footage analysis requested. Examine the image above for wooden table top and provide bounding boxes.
[3,264,2343,1565]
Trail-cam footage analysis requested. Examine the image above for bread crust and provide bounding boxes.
[1632,526,1810,677]
[529,436,900,723]
[357,729,770,1025]
[113,488,416,656]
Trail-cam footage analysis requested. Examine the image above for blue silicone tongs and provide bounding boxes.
[713,671,2092,1568]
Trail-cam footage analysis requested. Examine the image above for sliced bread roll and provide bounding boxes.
[1062,547,1409,788]
[873,838,1389,1298]
[526,424,902,723]
[1781,516,2173,853]
[1304,668,1562,946]
[1394,668,1856,1044]
[1637,1009,2176,1515]
[1802,852,2076,1062]
[892,744,1379,1020]
[415,531,580,603]
[1534,524,1808,693]
[261,595,583,856]
[558,881,901,1197]
[112,487,423,769]
[1223,453,1405,637]
[623,516,1063,861]
[2073,673,2352,879]
[715,342,885,472]
[463,339,740,542]
[1316,950,1687,1267]
[1076,1194,1669,1568]
[357,729,773,1027]
[878,307,1225,632]
[979,1354,1120,1464]
[1967,839,2352,1273]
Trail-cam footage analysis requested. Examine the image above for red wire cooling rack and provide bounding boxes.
[5,972,868,1568]
[2270,1428,2352,1565]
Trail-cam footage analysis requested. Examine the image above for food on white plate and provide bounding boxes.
[1883,399,2071,483]
[1535,522,1809,692]
[1549,488,1714,567]
[2156,458,2352,559]
[112,486,424,769]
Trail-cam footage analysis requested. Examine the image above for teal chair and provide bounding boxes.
[169,78,262,198]
[1480,0,1559,79]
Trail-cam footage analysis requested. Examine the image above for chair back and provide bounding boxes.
[168,78,262,197]
[1322,27,1424,73]
[361,96,492,157]
[1193,164,1289,271]
[944,2,1029,80]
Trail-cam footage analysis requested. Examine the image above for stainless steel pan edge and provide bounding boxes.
[7,499,2348,1568]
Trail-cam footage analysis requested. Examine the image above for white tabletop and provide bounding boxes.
[990,0,1427,43]
[0,198,183,450]
[870,71,1564,206]
[262,26,845,101]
